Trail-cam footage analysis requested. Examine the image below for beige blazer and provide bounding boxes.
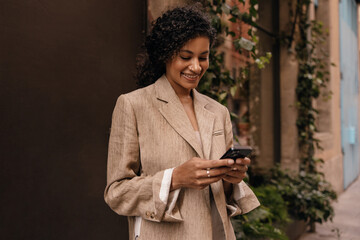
[104,75,260,240]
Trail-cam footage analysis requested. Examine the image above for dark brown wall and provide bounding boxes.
[0,1,145,239]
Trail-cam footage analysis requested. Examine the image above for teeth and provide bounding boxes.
[182,73,198,79]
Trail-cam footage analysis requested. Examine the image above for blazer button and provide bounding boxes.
[145,211,151,217]
[150,212,155,219]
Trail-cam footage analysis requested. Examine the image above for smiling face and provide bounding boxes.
[165,36,210,96]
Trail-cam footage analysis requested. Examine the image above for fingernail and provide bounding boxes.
[228,159,234,165]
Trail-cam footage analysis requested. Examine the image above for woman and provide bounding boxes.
[104,5,259,240]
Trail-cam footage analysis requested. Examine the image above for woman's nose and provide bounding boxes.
[189,59,202,74]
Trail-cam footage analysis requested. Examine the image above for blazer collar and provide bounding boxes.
[154,75,215,159]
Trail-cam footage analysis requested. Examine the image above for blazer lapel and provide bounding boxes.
[155,76,204,159]
[193,90,215,160]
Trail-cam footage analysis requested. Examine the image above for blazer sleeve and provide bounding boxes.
[104,95,182,223]
[223,108,260,216]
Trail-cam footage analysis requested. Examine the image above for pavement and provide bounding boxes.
[298,176,360,240]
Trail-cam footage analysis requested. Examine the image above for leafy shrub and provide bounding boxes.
[268,166,337,230]
[232,184,289,240]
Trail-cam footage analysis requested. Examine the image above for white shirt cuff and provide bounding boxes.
[159,168,181,214]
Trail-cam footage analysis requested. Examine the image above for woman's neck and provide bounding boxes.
[176,89,193,105]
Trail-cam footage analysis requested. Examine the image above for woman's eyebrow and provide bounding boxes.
[180,50,209,54]
[180,50,193,54]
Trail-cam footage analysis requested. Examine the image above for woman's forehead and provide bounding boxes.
[180,37,210,51]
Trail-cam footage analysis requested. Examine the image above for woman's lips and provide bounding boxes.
[181,73,200,81]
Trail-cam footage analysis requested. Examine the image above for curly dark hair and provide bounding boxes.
[136,4,216,87]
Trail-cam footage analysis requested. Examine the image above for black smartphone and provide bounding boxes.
[220,146,253,160]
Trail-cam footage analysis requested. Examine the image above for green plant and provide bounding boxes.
[269,166,337,232]
[232,184,289,240]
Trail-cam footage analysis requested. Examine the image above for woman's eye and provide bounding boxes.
[180,56,208,61]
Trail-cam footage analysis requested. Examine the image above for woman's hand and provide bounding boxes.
[171,157,234,190]
[222,157,250,184]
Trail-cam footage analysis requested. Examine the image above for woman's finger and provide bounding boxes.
[199,159,235,169]
[223,173,246,184]
[195,175,226,189]
[225,169,247,178]
[235,157,251,166]
[200,167,231,178]
[229,164,248,173]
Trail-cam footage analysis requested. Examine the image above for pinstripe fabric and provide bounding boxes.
[104,75,260,239]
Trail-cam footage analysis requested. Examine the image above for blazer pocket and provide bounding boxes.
[212,129,224,136]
